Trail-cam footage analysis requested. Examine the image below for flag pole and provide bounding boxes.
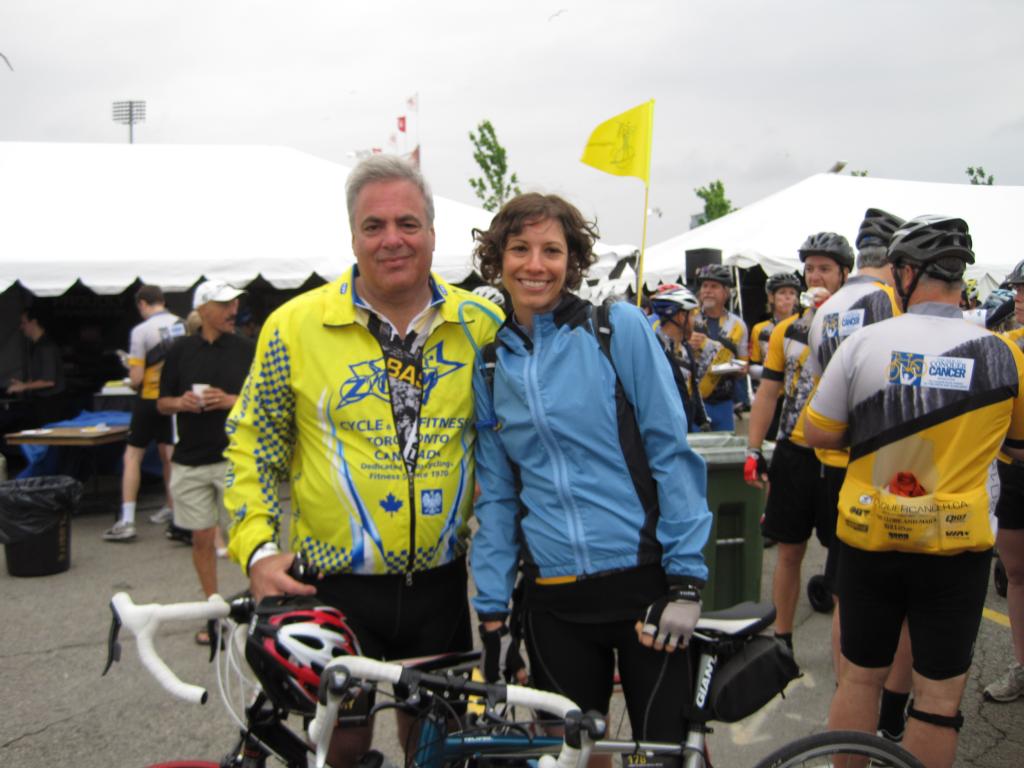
[635,184,650,306]
[634,99,654,306]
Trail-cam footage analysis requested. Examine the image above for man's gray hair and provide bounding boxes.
[857,245,889,270]
[346,155,434,228]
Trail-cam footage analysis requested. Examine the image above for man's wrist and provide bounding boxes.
[247,541,281,572]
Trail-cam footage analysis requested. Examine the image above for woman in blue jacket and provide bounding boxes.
[470,193,712,750]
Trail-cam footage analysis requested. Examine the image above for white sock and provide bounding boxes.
[121,501,136,525]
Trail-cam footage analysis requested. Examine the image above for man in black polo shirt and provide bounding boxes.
[6,307,67,427]
[158,281,254,640]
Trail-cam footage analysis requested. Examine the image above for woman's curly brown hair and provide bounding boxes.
[472,193,599,291]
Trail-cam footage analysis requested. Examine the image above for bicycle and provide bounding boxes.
[106,589,923,768]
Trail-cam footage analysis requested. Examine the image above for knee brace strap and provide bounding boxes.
[907,705,964,732]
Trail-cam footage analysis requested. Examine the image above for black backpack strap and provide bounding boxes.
[591,301,662,566]
[592,301,615,365]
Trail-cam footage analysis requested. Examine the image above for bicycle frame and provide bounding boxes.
[107,592,785,768]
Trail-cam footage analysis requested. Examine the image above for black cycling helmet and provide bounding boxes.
[765,272,802,295]
[695,263,734,288]
[887,215,975,311]
[798,232,855,270]
[886,215,975,281]
[856,208,905,250]
[1006,259,1024,286]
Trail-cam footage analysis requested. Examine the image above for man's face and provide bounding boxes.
[351,179,435,303]
[1015,285,1024,325]
[803,255,846,293]
[698,280,728,313]
[198,299,238,337]
[18,313,38,339]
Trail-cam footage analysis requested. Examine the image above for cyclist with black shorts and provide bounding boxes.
[104,285,186,542]
[984,258,1024,703]
[743,232,852,654]
[470,193,711,763]
[805,216,1024,768]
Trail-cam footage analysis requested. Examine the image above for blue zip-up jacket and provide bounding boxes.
[471,296,711,619]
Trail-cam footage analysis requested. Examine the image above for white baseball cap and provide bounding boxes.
[193,280,244,309]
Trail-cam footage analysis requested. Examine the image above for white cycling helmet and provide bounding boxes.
[472,285,506,309]
[650,284,699,318]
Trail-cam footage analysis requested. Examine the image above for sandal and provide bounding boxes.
[195,628,212,646]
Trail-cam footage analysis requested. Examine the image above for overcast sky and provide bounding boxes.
[2,0,1021,247]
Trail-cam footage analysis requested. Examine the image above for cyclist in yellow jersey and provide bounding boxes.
[749,272,801,441]
[649,283,708,431]
[744,233,852,653]
[806,208,913,741]
[690,264,748,431]
[806,216,1024,768]
[224,156,503,768]
[984,259,1024,703]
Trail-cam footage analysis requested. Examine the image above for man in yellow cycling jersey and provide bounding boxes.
[984,259,1024,704]
[690,264,748,431]
[224,156,503,768]
[806,216,1024,768]
[749,272,800,441]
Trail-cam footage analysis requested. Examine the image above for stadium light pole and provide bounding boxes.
[112,100,146,144]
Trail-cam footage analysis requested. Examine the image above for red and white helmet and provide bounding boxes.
[246,597,361,714]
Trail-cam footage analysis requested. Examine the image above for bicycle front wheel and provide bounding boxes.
[752,730,924,768]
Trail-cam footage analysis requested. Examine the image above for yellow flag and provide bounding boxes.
[580,100,654,184]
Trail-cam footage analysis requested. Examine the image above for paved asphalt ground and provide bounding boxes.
[1,476,1022,767]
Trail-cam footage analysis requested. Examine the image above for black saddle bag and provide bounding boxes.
[706,635,800,723]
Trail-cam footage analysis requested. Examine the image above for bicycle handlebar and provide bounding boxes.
[109,591,231,704]
[308,655,586,768]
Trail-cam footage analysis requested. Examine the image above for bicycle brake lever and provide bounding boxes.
[206,618,221,663]
[102,599,123,676]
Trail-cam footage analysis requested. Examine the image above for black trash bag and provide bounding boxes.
[0,476,83,544]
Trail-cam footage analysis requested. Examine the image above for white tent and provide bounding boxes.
[642,174,1024,296]
[0,142,496,296]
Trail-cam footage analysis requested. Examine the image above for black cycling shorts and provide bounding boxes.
[820,464,845,588]
[834,541,991,679]
[315,555,472,661]
[524,609,689,742]
[127,397,173,448]
[996,460,1024,530]
[761,440,833,547]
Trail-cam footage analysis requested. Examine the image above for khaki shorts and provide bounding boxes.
[169,461,226,531]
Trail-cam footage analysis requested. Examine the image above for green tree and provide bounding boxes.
[850,170,869,177]
[694,179,734,225]
[468,120,521,211]
[966,166,994,185]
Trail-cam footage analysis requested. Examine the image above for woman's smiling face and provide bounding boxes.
[501,217,569,329]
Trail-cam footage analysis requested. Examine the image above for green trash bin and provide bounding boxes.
[688,434,773,611]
